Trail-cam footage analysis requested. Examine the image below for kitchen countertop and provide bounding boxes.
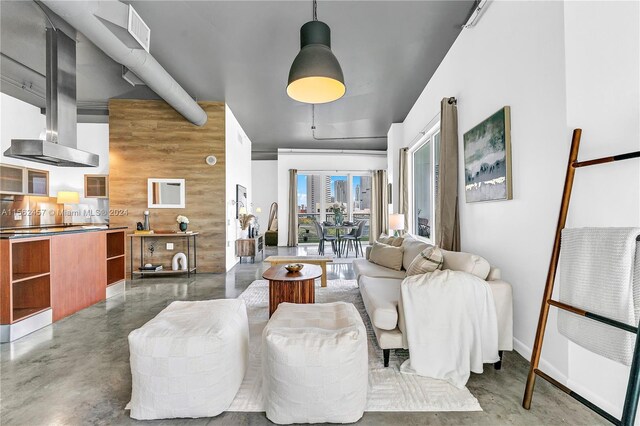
[0,225,128,239]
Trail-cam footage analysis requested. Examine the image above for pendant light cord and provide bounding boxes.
[312,0,318,21]
[311,105,386,141]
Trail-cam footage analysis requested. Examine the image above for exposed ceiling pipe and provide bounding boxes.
[40,0,208,126]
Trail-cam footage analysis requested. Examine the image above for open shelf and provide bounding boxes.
[106,231,125,259]
[132,267,196,276]
[12,307,50,322]
[12,271,51,284]
[107,256,125,286]
[12,275,51,323]
[12,239,50,282]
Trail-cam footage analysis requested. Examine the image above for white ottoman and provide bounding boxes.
[262,302,368,424]
[128,299,249,420]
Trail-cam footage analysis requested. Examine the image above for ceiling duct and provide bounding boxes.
[41,0,207,126]
[4,28,99,167]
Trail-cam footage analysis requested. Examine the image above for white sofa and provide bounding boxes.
[353,235,513,368]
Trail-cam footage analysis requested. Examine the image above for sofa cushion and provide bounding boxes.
[369,242,404,271]
[378,234,404,247]
[353,258,407,280]
[359,276,402,330]
[406,246,444,276]
[401,236,432,271]
[441,250,491,280]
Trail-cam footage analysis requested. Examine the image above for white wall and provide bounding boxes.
[563,0,640,414]
[225,104,252,271]
[277,150,387,246]
[251,160,278,231]
[387,0,639,416]
[1,93,110,222]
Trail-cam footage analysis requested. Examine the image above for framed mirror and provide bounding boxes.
[236,184,247,218]
[148,178,186,208]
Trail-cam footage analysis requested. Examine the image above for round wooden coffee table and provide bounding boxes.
[262,263,322,317]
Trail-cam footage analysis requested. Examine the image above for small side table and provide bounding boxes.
[128,232,198,279]
[262,264,322,317]
[236,234,264,263]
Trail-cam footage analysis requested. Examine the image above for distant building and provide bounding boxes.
[358,176,372,211]
[307,175,323,214]
[335,180,348,204]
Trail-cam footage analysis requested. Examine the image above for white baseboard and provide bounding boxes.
[513,337,568,385]
[514,337,623,421]
[106,280,126,298]
[0,309,52,343]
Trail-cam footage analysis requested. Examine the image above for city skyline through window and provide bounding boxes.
[296,172,372,243]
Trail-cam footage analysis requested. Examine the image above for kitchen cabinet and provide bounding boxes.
[26,169,49,196]
[0,165,49,196]
[0,164,25,194]
[85,174,108,198]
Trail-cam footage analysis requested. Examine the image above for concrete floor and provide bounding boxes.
[0,246,606,425]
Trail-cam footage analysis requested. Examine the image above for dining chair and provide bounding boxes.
[342,221,365,258]
[314,220,336,256]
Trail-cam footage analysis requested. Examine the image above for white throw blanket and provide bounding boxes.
[400,269,499,388]
[558,227,640,366]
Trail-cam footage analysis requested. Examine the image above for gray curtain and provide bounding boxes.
[287,169,298,247]
[437,97,460,251]
[398,147,409,231]
[370,170,389,242]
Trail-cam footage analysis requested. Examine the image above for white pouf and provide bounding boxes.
[128,299,249,420]
[262,301,368,424]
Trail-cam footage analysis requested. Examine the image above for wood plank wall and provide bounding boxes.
[108,100,226,273]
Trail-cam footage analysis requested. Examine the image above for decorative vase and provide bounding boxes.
[241,228,249,238]
[334,211,344,225]
[179,222,188,232]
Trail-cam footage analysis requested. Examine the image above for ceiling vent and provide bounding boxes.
[127,5,150,52]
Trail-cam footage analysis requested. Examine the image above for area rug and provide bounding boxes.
[228,279,482,412]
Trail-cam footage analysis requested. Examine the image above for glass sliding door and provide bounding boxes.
[297,174,322,243]
[296,171,373,244]
[351,175,371,240]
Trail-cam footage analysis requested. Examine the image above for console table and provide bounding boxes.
[128,232,198,278]
[236,234,264,263]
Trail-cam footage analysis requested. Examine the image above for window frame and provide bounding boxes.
[296,171,372,244]
[408,123,440,244]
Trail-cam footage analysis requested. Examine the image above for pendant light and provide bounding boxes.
[287,0,345,104]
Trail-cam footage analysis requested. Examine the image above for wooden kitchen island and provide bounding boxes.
[0,226,127,342]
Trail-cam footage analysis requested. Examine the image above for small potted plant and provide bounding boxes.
[239,213,255,238]
[330,203,346,225]
[176,215,189,232]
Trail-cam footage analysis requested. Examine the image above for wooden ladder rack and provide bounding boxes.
[522,129,640,425]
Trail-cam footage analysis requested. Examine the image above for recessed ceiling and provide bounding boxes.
[1,1,474,158]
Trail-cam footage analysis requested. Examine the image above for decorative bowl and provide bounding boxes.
[284,263,304,273]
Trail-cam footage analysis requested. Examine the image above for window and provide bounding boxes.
[351,175,371,240]
[296,172,372,244]
[410,127,440,241]
[297,174,321,243]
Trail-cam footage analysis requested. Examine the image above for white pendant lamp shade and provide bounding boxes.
[287,20,345,104]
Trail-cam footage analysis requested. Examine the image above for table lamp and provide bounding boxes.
[57,191,80,225]
[389,213,405,237]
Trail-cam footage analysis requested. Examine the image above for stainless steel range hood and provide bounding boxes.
[4,28,99,167]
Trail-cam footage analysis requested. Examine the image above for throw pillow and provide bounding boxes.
[406,246,444,276]
[378,233,404,247]
[369,242,404,271]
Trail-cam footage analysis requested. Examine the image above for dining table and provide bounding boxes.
[323,223,357,258]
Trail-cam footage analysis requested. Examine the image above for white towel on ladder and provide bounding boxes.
[558,227,640,366]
